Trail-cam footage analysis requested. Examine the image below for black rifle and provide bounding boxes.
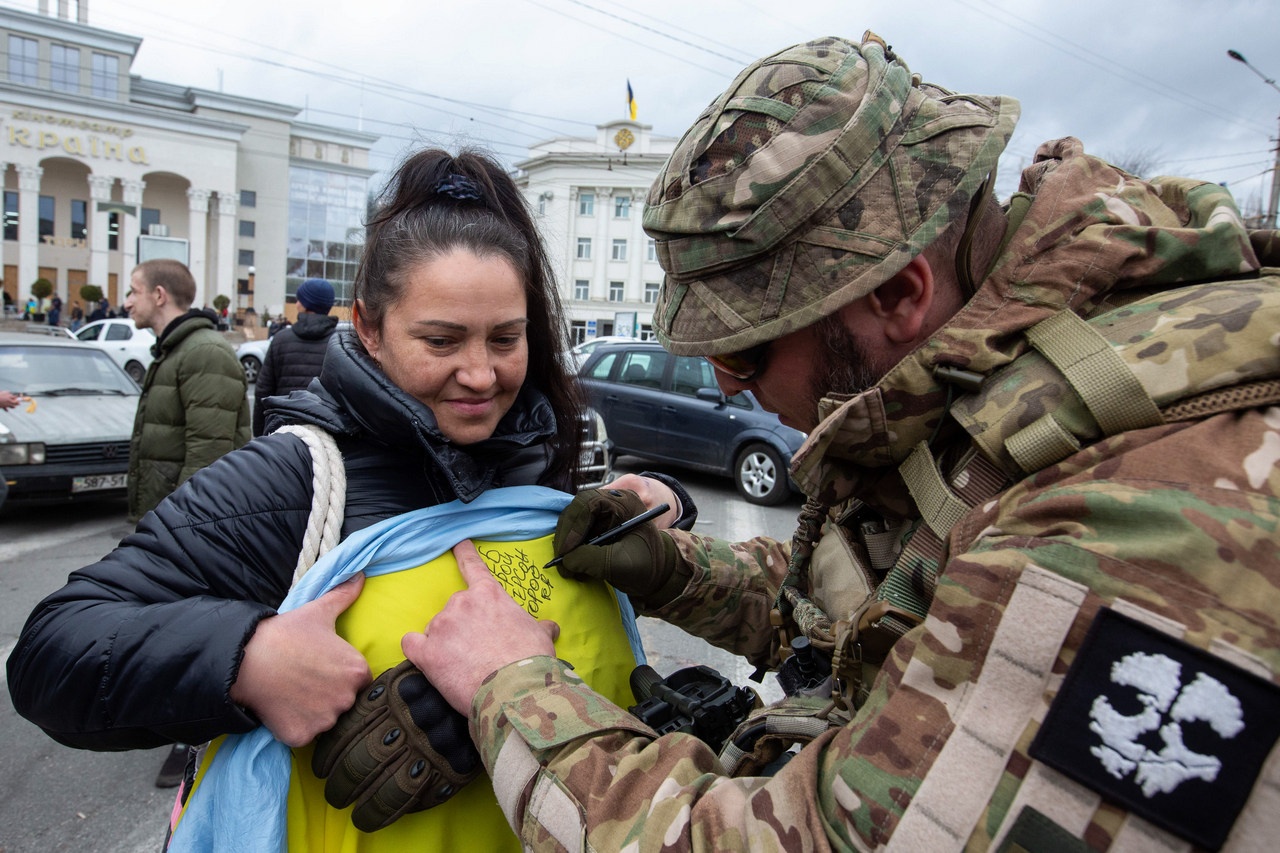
[628,664,755,753]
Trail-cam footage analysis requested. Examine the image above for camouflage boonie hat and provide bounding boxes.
[644,33,1020,355]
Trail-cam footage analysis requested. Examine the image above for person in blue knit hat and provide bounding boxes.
[252,278,338,436]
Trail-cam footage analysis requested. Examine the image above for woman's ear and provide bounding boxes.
[864,254,935,345]
[352,300,380,359]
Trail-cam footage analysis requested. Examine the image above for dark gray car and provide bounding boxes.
[578,342,805,505]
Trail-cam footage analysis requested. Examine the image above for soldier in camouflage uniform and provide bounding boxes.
[406,33,1280,851]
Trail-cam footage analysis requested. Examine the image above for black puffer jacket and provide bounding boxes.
[252,312,340,436]
[7,330,568,750]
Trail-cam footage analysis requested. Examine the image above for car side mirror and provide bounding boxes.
[695,386,726,404]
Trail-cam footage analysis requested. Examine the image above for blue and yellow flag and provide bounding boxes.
[627,79,637,120]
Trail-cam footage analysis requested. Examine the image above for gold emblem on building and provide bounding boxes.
[613,128,634,151]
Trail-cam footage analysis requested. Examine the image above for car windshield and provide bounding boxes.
[0,345,140,396]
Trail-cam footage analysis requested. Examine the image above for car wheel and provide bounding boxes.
[124,360,146,384]
[734,443,789,506]
[241,355,261,384]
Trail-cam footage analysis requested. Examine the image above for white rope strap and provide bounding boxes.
[273,424,346,584]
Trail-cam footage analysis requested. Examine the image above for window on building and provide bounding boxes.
[639,324,654,341]
[608,281,624,302]
[647,238,657,262]
[8,36,36,86]
[570,320,587,345]
[91,53,119,99]
[140,208,161,235]
[286,166,369,308]
[578,192,594,216]
[239,220,256,238]
[615,196,631,218]
[240,189,257,208]
[38,196,54,239]
[108,212,119,250]
[537,195,547,216]
[576,237,591,260]
[51,45,80,93]
[4,192,18,241]
[574,279,589,300]
[71,200,87,240]
[239,249,255,267]
[644,282,659,304]
[611,239,627,261]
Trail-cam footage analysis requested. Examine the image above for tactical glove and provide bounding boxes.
[553,488,689,610]
[311,660,481,832]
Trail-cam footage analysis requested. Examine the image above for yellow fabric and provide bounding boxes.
[186,534,637,852]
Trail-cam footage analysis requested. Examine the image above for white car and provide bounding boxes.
[236,337,271,384]
[74,318,155,384]
[0,331,139,504]
[566,335,641,370]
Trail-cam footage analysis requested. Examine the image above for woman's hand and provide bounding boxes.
[230,574,372,747]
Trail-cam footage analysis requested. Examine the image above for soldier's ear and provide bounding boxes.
[865,255,935,345]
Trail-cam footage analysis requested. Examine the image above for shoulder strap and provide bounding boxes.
[273,424,346,584]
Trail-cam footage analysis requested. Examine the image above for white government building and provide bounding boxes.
[0,1,377,324]
[518,119,677,344]
[1,1,679,344]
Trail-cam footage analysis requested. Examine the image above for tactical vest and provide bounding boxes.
[724,272,1280,849]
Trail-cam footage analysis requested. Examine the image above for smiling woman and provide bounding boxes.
[7,148,684,853]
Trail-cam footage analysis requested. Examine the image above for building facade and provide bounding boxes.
[516,119,676,344]
[0,3,376,324]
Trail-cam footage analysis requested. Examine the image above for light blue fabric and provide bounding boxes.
[168,485,644,853]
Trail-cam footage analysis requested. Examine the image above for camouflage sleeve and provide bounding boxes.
[645,531,791,667]
[471,655,833,852]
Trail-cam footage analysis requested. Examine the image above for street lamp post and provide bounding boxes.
[1228,49,1280,228]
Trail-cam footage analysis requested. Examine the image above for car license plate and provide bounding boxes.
[72,473,128,493]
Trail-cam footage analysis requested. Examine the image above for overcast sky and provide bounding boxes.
[24,0,1279,218]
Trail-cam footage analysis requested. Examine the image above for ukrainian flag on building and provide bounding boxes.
[627,80,637,120]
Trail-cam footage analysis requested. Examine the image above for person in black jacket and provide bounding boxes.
[6,149,689,821]
[252,277,339,436]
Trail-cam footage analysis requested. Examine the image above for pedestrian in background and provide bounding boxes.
[252,277,338,436]
[47,295,62,327]
[69,300,84,331]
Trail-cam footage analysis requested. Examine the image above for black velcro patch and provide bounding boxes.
[1029,607,1280,851]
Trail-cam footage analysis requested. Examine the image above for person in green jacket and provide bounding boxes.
[124,258,251,786]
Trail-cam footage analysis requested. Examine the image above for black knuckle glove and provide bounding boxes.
[553,488,649,577]
[311,660,481,832]
[559,521,689,611]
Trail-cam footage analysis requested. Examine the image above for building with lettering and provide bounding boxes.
[516,119,677,344]
[0,2,376,322]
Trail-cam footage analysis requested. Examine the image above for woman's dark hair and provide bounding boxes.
[355,147,581,485]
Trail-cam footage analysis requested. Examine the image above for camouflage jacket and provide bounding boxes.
[469,139,1280,851]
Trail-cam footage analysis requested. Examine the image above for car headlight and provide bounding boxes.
[0,442,45,465]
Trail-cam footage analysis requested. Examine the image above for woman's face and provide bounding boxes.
[357,248,529,445]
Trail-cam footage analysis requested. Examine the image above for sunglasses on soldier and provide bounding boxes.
[704,341,770,382]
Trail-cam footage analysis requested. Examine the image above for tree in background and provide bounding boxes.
[80,284,103,305]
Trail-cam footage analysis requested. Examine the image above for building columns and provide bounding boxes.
[120,178,145,278]
[87,173,114,298]
[627,190,645,301]
[186,187,210,307]
[17,165,43,300]
[592,186,613,300]
[215,191,237,310]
